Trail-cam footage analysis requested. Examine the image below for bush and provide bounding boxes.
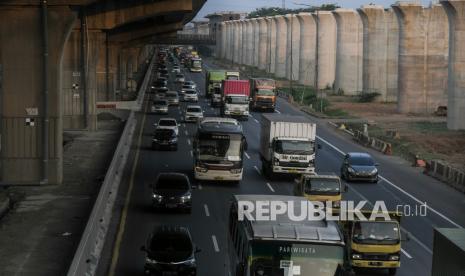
[358,91,380,102]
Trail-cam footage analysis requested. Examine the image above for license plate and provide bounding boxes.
[369,262,383,267]
[214,176,224,180]
[288,169,297,173]
[166,203,177,208]
[162,272,177,276]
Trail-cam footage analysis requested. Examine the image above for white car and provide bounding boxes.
[151,99,169,114]
[175,74,185,83]
[154,118,179,136]
[184,105,204,122]
[183,89,198,102]
[172,66,181,73]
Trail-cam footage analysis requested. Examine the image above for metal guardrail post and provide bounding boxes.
[67,54,156,276]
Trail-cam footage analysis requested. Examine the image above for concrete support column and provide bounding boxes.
[96,33,120,101]
[0,6,76,184]
[274,16,287,78]
[393,3,449,114]
[266,17,277,74]
[257,18,268,71]
[224,22,231,61]
[240,20,248,65]
[285,14,300,81]
[227,22,233,61]
[245,20,254,66]
[441,0,465,129]
[386,9,400,102]
[316,11,337,89]
[219,23,226,59]
[333,9,363,95]
[296,13,317,86]
[233,21,242,64]
[251,19,260,68]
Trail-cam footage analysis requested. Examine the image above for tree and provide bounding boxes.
[246,4,339,19]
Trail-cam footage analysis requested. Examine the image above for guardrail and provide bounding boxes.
[425,160,465,194]
[67,54,156,276]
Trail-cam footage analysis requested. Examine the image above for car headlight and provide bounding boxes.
[195,167,208,173]
[181,193,191,202]
[170,137,178,143]
[152,194,163,201]
[152,138,158,142]
[352,254,362,260]
[389,254,400,261]
[184,257,196,266]
[145,257,157,264]
[348,167,355,173]
[371,167,378,174]
[230,168,242,174]
[273,158,279,165]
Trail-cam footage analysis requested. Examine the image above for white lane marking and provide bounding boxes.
[275,109,281,114]
[254,165,261,175]
[266,182,275,193]
[190,150,193,157]
[182,123,186,127]
[349,184,423,257]
[212,235,220,252]
[204,204,210,217]
[244,152,250,159]
[198,184,203,190]
[187,139,191,145]
[185,130,188,136]
[316,134,463,229]
[253,117,259,123]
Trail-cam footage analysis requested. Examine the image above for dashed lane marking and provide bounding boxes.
[254,165,261,175]
[204,204,210,217]
[266,182,275,193]
[212,235,220,252]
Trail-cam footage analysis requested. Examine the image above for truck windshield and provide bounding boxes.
[305,178,340,195]
[353,221,400,245]
[275,140,314,155]
[227,75,239,80]
[226,96,249,104]
[250,241,345,276]
[257,89,275,96]
[198,134,242,161]
[193,60,201,67]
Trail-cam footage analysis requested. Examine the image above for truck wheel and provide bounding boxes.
[388,268,397,275]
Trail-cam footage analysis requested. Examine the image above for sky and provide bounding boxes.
[194,0,432,20]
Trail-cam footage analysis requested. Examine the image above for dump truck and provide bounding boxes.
[221,80,250,119]
[260,114,317,178]
[432,228,465,276]
[250,78,277,112]
[205,70,226,99]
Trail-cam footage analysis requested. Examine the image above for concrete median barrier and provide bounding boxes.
[426,160,465,194]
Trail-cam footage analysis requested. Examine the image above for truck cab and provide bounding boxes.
[221,80,250,120]
[250,78,277,112]
[341,210,404,275]
[211,84,222,107]
[294,174,347,208]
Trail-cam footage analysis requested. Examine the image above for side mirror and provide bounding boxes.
[140,245,146,252]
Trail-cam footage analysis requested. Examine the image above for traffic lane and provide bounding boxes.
[276,97,465,228]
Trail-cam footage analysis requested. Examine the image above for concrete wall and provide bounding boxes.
[266,17,277,74]
[386,9,400,102]
[393,3,449,114]
[274,16,287,78]
[251,19,260,68]
[285,15,300,81]
[241,20,248,65]
[297,13,317,86]
[257,18,268,71]
[317,11,337,89]
[333,9,363,95]
[441,0,465,130]
[245,20,254,66]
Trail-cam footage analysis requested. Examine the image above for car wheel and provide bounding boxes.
[388,268,397,275]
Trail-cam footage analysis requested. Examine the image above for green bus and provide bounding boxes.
[228,195,348,276]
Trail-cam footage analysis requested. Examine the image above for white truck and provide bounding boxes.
[260,114,317,179]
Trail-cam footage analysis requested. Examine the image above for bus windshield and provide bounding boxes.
[305,178,340,195]
[353,221,400,245]
[250,241,345,276]
[198,134,242,162]
[192,60,201,68]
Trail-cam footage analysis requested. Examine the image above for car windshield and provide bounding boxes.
[149,233,192,262]
[187,107,201,113]
[275,140,314,155]
[159,120,176,126]
[185,90,196,95]
[226,96,248,104]
[305,178,340,195]
[154,129,175,139]
[349,156,374,166]
[257,89,275,96]
[153,100,167,106]
[155,176,188,190]
[353,221,400,245]
[166,93,177,98]
[198,134,242,161]
[176,74,184,78]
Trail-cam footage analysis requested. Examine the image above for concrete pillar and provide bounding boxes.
[244,20,253,66]
[224,22,232,61]
[316,11,337,89]
[274,16,287,78]
[393,3,449,114]
[233,21,242,64]
[441,0,465,130]
[96,33,120,101]
[386,9,400,102]
[257,18,268,71]
[285,14,300,81]
[266,17,277,74]
[228,21,234,61]
[219,23,226,59]
[239,20,246,65]
[251,19,260,68]
[0,6,76,184]
[296,13,317,86]
[333,9,363,95]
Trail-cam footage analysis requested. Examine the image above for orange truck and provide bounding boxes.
[250,78,276,112]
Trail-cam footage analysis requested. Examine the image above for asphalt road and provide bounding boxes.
[110,57,465,276]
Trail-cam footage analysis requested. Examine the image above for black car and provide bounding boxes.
[152,129,178,151]
[141,226,199,276]
[340,152,379,183]
[151,173,193,212]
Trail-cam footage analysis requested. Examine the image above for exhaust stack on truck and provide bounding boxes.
[259,114,317,179]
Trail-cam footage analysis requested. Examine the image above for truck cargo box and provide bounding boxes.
[222,80,250,96]
[432,228,465,276]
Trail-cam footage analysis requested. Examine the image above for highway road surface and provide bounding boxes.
[109,57,465,276]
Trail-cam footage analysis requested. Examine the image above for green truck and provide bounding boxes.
[205,70,226,99]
